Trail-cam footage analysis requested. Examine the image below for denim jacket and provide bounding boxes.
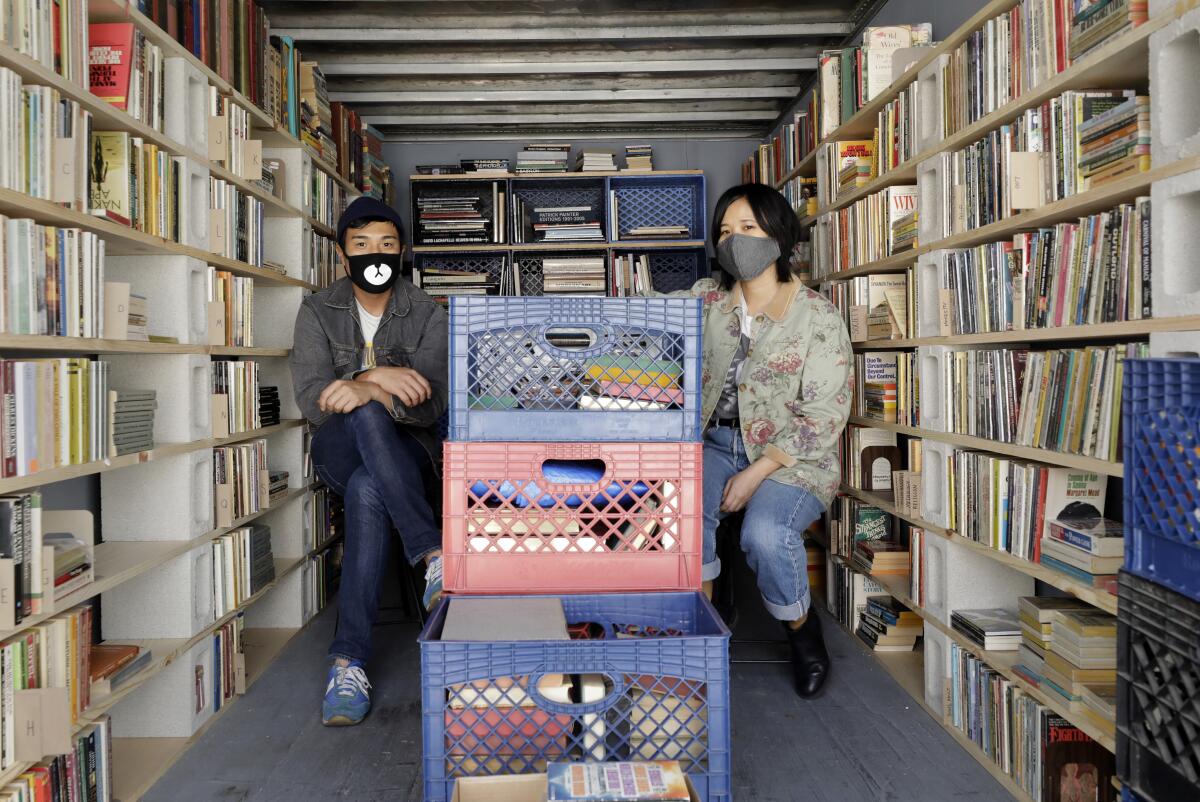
[289,276,448,459]
[673,278,853,504]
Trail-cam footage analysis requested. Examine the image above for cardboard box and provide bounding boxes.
[449,772,700,802]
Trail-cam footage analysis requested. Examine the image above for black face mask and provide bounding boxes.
[346,251,400,294]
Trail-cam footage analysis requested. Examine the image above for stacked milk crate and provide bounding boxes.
[1117,357,1200,802]
[420,296,731,801]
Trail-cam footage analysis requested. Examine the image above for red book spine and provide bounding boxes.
[88,23,135,112]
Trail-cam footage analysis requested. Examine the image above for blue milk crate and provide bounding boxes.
[1122,358,1200,602]
[419,591,731,802]
[608,174,707,243]
[448,296,702,442]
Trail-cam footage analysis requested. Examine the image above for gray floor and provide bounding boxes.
[142,584,1013,802]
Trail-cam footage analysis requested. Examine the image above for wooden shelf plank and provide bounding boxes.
[0,421,303,495]
[803,250,917,285]
[410,169,704,181]
[839,484,1119,614]
[852,315,1200,348]
[847,416,1123,477]
[413,240,706,254]
[0,336,290,357]
[867,572,1117,752]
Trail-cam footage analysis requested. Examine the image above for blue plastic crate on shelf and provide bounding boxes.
[418,591,731,802]
[611,248,708,294]
[1122,357,1200,603]
[448,296,702,442]
[609,174,706,243]
[410,179,504,247]
[1116,571,1200,802]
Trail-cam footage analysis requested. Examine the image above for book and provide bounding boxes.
[547,761,692,801]
[88,24,137,112]
[1045,517,1123,557]
[89,644,140,682]
[951,607,1022,650]
[1039,536,1123,574]
[441,597,568,641]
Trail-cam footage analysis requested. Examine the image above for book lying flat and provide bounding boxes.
[441,597,568,642]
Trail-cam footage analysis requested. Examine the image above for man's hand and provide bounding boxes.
[720,459,779,513]
[358,367,432,408]
[318,380,379,414]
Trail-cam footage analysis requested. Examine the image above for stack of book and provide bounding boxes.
[213,439,269,522]
[415,164,465,176]
[515,144,570,173]
[268,470,289,504]
[415,195,489,245]
[851,539,909,575]
[624,224,690,241]
[858,352,899,422]
[47,528,92,599]
[258,385,280,427]
[624,144,653,171]
[108,389,156,457]
[576,151,616,172]
[816,141,873,207]
[1079,682,1117,737]
[541,257,607,296]
[460,158,509,176]
[826,555,889,632]
[890,210,917,253]
[610,254,654,297]
[360,124,393,201]
[817,24,932,136]
[212,523,275,617]
[125,293,149,341]
[1013,596,1094,687]
[838,154,874,197]
[1039,518,1124,592]
[512,198,602,243]
[856,595,921,652]
[951,607,1022,651]
[1042,609,1117,718]
[1069,0,1149,61]
[90,643,152,697]
[416,268,499,300]
[299,62,336,168]
[1078,93,1150,189]
[840,424,901,495]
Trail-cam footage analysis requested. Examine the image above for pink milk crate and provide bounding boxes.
[441,441,703,594]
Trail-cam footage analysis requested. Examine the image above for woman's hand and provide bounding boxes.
[721,458,780,512]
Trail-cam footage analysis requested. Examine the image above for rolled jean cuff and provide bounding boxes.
[328,650,364,665]
[701,557,722,583]
[762,589,811,622]
[409,543,440,568]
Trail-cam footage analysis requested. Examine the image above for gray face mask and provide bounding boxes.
[716,233,781,282]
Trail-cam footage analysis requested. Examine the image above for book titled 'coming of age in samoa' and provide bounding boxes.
[547,761,692,801]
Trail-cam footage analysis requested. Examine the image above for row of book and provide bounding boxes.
[212,438,269,525]
[211,359,260,435]
[515,143,571,174]
[817,24,933,138]
[741,105,817,187]
[826,273,911,342]
[873,75,920,177]
[419,146,655,177]
[0,0,90,87]
[259,386,280,428]
[211,524,274,618]
[89,22,165,133]
[947,641,1113,802]
[302,541,343,624]
[0,359,111,477]
[209,89,254,179]
[414,250,672,301]
[306,228,339,289]
[920,343,1145,461]
[209,177,263,268]
[208,269,254,347]
[925,90,1149,242]
[208,612,244,717]
[5,715,114,801]
[0,75,91,210]
[0,493,98,627]
[0,219,107,338]
[1014,597,1117,740]
[306,159,348,231]
[814,139,874,210]
[308,485,343,553]
[298,62,335,172]
[811,185,916,278]
[415,191,499,247]
[780,175,817,218]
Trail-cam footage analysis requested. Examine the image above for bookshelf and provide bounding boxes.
[0,0,364,795]
[410,170,709,297]
[763,0,1196,791]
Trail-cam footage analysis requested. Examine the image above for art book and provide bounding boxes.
[547,761,692,801]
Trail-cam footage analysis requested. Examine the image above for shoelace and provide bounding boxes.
[331,665,371,699]
[425,557,443,584]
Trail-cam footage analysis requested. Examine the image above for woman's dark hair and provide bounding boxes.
[709,183,802,289]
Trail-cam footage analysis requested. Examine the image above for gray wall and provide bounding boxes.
[382,138,759,247]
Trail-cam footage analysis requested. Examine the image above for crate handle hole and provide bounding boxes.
[529,670,624,713]
[538,459,610,490]
[543,325,602,351]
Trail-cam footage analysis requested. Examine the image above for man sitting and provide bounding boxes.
[289,196,446,726]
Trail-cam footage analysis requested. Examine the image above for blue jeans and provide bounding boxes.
[311,402,441,663]
[702,425,825,621]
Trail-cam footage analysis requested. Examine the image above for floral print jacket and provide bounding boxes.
[674,277,854,504]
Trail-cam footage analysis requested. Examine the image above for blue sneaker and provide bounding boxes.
[322,661,371,726]
[423,556,444,611]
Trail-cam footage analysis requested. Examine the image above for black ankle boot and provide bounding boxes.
[785,612,830,698]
